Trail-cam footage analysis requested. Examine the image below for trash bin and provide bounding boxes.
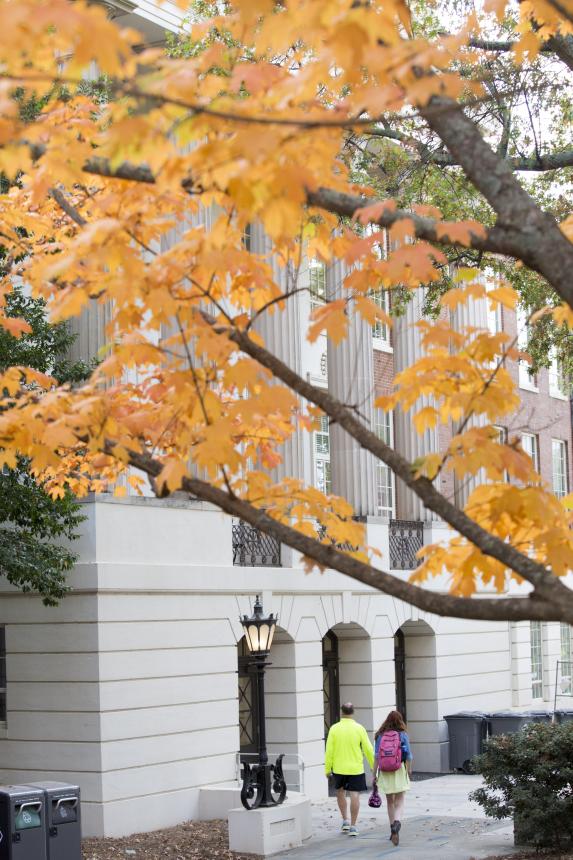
[555,708,573,723]
[489,710,550,735]
[0,784,47,859]
[444,712,489,773]
[27,782,81,860]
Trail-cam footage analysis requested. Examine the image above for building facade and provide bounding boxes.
[0,0,572,841]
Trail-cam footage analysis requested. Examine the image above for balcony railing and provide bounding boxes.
[232,519,281,567]
[389,520,424,570]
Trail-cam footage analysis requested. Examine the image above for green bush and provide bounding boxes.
[470,722,573,848]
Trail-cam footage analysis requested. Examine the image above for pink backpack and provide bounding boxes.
[377,730,402,772]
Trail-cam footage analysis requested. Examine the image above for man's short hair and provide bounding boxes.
[341,702,354,716]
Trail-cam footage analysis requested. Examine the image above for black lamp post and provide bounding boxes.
[239,595,287,810]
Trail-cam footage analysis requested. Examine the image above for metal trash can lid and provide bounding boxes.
[490,711,528,717]
[0,785,44,799]
[444,711,489,719]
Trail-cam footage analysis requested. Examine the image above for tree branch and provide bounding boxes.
[414,98,573,309]
[192,313,573,615]
[120,443,573,624]
[364,127,573,171]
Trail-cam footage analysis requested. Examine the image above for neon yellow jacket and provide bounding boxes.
[324,718,374,775]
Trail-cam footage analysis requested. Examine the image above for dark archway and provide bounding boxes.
[394,628,407,721]
[322,630,340,742]
[238,636,259,757]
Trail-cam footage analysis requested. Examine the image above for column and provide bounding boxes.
[250,223,311,485]
[326,260,377,518]
[393,289,440,522]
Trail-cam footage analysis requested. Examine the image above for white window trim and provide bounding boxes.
[519,364,539,392]
[552,438,569,499]
[521,432,539,473]
[549,351,568,400]
[530,620,544,701]
[373,337,393,354]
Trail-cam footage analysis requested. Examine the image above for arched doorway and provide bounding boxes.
[238,636,259,757]
[322,630,340,742]
[396,620,439,772]
[394,628,407,721]
[322,624,373,732]
[237,628,298,773]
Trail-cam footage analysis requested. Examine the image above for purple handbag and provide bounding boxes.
[368,778,382,808]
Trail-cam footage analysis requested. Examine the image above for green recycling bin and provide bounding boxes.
[0,784,47,859]
[27,782,81,860]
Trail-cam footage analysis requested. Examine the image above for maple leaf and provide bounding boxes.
[308,300,348,344]
[0,316,32,337]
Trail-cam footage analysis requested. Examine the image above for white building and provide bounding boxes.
[0,0,571,841]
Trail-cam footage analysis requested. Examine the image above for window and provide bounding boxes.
[314,416,331,494]
[530,621,544,700]
[549,350,568,399]
[371,289,391,349]
[560,624,572,696]
[309,259,326,309]
[517,307,538,391]
[552,439,568,499]
[0,627,5,723]
[494,425,507,444]
[521,433,539,473]
[375,410,395,517]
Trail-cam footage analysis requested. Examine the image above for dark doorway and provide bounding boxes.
[322,630,340,741]
[238,637,259,758]
[394,629,407,721]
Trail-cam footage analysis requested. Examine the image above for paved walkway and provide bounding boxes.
[275,775,516,860]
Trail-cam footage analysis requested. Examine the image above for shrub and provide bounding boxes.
[470,722,573,848]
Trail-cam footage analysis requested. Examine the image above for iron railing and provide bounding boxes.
[232,519,281,567]
[389,519,424,570]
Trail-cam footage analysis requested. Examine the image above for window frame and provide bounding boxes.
[521,432,539,474]
[309,259,327,310]
[371,288,392,352]
[516,307,538,392]
[530,620,544,701]
[552,439,569,499]
[549,350,568,400]
[560,623,573,697]
[375,409,395,518]
[314,415,331,495]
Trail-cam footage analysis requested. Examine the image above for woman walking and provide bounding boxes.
[374,710,413,846]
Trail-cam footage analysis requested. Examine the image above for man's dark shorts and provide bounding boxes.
[332,773,367,792]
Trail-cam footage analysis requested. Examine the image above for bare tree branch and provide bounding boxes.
[365,127,573,171]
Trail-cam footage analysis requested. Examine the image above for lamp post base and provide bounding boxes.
[240,756,287,810]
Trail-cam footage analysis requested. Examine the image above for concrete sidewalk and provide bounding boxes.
[275,775,516,860]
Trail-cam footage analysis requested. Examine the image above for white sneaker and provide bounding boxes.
[341,820,350,832]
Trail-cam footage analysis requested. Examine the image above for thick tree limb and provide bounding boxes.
[191,314,573,617]
[120,444,573,624]
[416,97,573,310]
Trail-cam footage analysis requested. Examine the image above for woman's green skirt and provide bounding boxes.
[378,763,411,795]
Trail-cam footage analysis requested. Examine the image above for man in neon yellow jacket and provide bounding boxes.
[325,702,374,836]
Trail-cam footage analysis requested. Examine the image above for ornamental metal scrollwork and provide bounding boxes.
[232,519,281,567]
[389,519,424,570]
[240,755,287,810]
